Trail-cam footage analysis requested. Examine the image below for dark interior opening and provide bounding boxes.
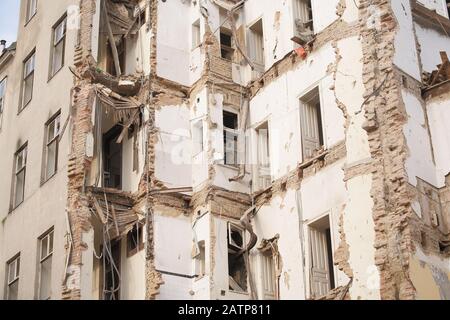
[103,125,123,190]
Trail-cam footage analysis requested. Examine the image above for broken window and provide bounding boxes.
[38,228,54,300]
[308,215,335,298]
[227,223,248,293]
[0,77,6,129]
[12,144,27,209]
[256,122,271,191]
[249,19,265,69]
[220,28,234,61]
[43,112,61,182]
[126,223,144,257]
[300,87,324,161]
[292,0,314,45]
[21,51,35,110]
[50,15,67,77]
[192,19,201,49]
[192,120,204,155]
[103,125,123,190]
[6,254,20,300]
[26,0,37,23]
[194,240,206,279]
[223,110,239,166]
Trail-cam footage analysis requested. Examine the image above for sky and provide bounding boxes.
[0,0,21,45]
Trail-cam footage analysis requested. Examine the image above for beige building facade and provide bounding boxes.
[0,0,450,300]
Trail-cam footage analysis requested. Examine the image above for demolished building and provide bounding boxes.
[1,0,450,300]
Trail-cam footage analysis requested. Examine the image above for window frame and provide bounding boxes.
[6,254,20,300]
[25,0,38,24]
[37,228,54,300]
[11,143,28,210]
[42,112,61,183]
[223,109,239,167]
[192,19,201,50]
[20,50,36,112]
[299,86,325,162]
[247,18,265,69]
[49,14,67,79]
[220,28,234,61]
[0,77,6,130]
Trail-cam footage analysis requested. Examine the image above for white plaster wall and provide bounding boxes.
[191,88,209,190]
[155,104,193,188]
[414,23,450,73]
[335,36,371,165]
[0,0,77,299]
[191,212,211,300]
[251,190,305,299]
[392,0,422,81]
[344,174,380,300]
[249,43,345,181]
[427,96,450,185]
[120,239,146,300]
[402,90,439,187]
[311,0,340,33]
[122,128,146,192]
[157,0,191,85]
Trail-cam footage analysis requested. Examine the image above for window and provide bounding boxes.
[12,144,27,209]
[0,77,6,129]
[43,113,61,182]
[126,223,144,257]
[50,16,67,77]
[26,0,37,23]
[192,19,201,49]
[192,120,204,155]
[256,122,271,190]
[261,252,276,299]
[194,240,206,279]
[228,223,248,293]
[38,229,54,300]
[249,19,264,68]
[220,28,234,61]
[6,255,20,300]
[300,87,324,161]
[292,0,314,44]
[21,51,35,110]
[223,110,239,167]
[308,215,335,298]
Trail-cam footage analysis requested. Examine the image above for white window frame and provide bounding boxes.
[6,255,20,300]
[192,19,201,49]
[228,222,245,250]
[306,213,336,299]
[26,0,37,23]
[260,252,276,299]
[0,77,6,130]
[50,16,67,77]
[255,121,271,191]
[21,51,35,110]
[13,144,28,209]
[223,109,239,167]
[44,113,61,182]
[38,229,54,300]
[299,86,324,161]
[248,18,265,69]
